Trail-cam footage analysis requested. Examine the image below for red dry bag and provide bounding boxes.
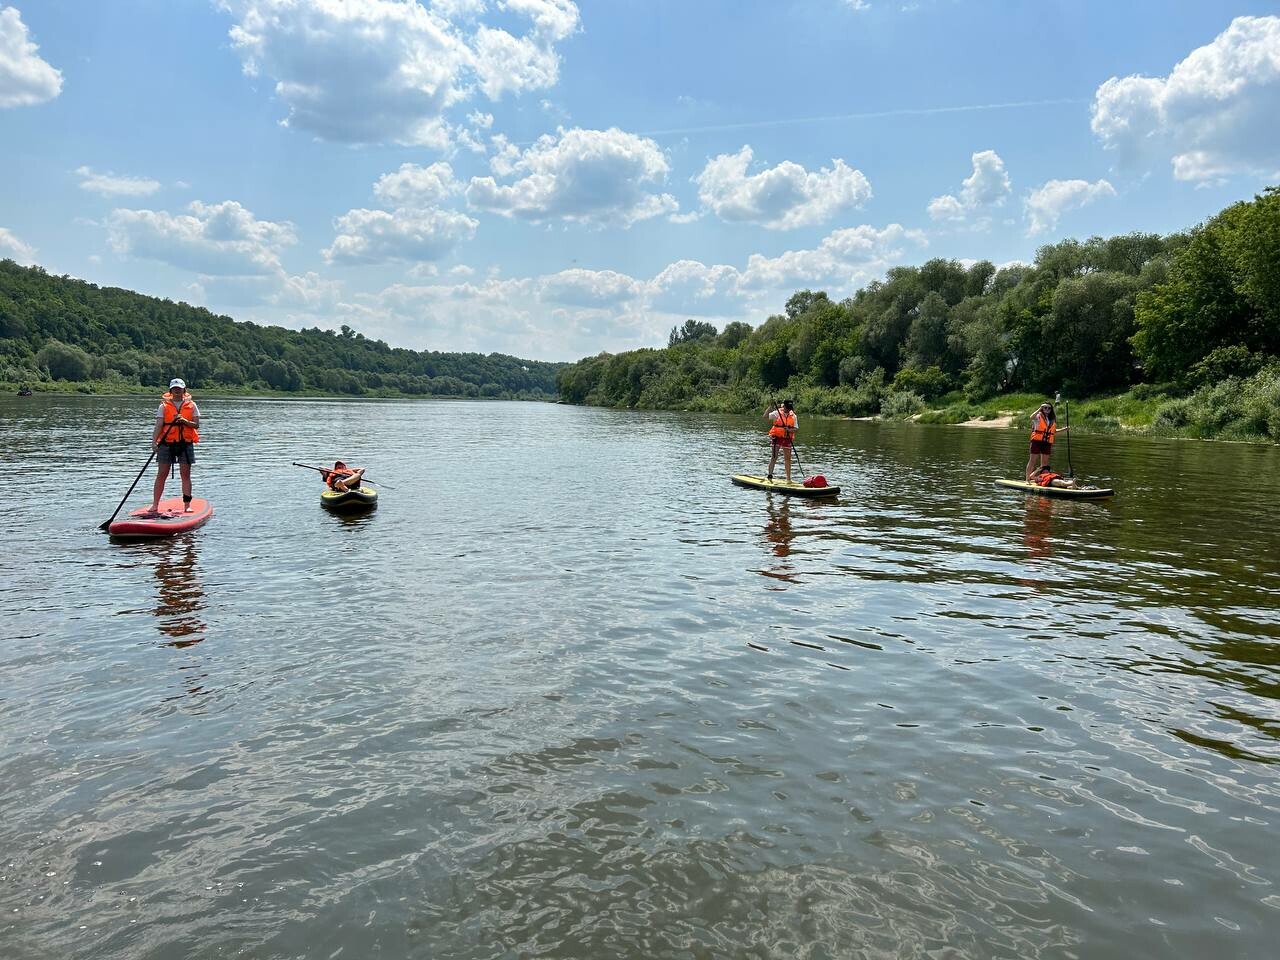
[802,475,827,488]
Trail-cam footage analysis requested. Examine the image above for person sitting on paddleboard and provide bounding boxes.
[150,378,200,514]
[325,460,365,493]
[1029,466,1078,489]
[765,399,798,483]
[1025,401,1067,481]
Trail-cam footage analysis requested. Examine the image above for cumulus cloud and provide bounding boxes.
[373,161,462,207]
[324,207,478,264]
[927,149,1011,221]
[106,200,296,275]
[694,146,872,230]
[1091,15,1280,181]
[740,223,926,291]
[538,267,643,307]
[1024,178,1115,236]
[222,0,580,146]
[327,161,476,264]
[0,6,61,108]
[75,166,162,198]
[0,225,36,264]
[466,126,678,226]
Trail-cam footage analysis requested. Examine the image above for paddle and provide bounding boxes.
[769,397,808,480]
[1055,391,1074,479]
[99,447,158,531]
[292,461,396,490]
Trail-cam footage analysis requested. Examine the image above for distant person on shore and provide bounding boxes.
[765,399,798,483]
[151,378,200,513]
[325,461,366,492]
[1029,466,1078,490]
[1026,401,1067,481]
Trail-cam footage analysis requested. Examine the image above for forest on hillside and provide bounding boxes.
[0,262,562,399]
[557,188,1280,441]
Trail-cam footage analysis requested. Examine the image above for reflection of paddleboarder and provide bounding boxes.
[152,539,207,646]
[151,378,201,513]
[1021,501,1052,561]
[760,498,798,585]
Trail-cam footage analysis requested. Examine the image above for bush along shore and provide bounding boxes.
[556,187,1280,444]
[0,260,563,401]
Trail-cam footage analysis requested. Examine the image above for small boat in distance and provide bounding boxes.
[17,386,32,396]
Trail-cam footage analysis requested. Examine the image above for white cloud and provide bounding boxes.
[1024,178,1115,236]
[75,166,162,198]
[324,207,478,264]
[0,6,61,108]
[0,225,36,264]
[740,223,926,290]
[538,267,643,307]
[1091,15,1280,181]
[843,1,871,10]
[647,260,744,315]
[373,161,461,207]
[106,200,296,275]
[694,146,872,230]
[222,0,580,146]
[190,270,341,310]
[927,149,1011,221]
[466,126,678,226]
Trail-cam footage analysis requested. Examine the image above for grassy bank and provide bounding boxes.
[910,367,1280,443]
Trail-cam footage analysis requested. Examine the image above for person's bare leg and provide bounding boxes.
[179,462,194,511]
[767,447,779,480]
[783,447,792,483]
[1025,453,1037,482]
[151,461,171,511]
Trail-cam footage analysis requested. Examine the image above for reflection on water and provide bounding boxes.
[758,496,798,585]
[1021,499,1053,560]
[0,396,1277,960]
[149,536,207,646]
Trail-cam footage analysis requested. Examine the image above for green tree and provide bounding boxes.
[36,339,91,381]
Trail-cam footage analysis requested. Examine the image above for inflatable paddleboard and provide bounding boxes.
[731,475,840,497]
[320,485,378,511]
[994,479,1115,500]
[109,497,214,538]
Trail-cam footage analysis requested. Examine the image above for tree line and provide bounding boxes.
[0,261,563,399]
[556,188,1280,439]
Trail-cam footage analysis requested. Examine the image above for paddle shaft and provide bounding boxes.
[770,398,807,479]
[100,446,158,530]
[1063,400,1074,478]
[292,461,395,490]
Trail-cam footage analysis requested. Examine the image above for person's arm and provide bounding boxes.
[764,405,778,421]
[153,414,165,446]
[186,403,200,429]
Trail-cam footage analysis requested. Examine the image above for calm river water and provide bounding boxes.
[1,395,1277,959]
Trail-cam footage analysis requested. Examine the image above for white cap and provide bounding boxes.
[169,378,186,389]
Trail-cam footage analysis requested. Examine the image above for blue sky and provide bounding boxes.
[2,0,1279,361]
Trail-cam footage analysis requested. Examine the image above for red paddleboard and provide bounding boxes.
[109,497,214,538]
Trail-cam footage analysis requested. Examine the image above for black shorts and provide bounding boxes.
[1029,439,1052,455]
[157,442,196,465]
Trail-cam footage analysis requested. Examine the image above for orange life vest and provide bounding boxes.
[159,393,199,444]
[1030,412,1055,444]
[1034,471,1060,487]
[769,411,797,440]
[326,467,358,490]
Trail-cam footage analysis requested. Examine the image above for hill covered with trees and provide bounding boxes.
[0,262,562,399]
[556,188,1280,442]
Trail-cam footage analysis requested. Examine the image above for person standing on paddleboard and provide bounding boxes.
[150,378,201,513]
[765,399,798,483]
[1025,401,1066,481]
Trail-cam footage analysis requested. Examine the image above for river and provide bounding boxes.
[1,395,1277,959]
